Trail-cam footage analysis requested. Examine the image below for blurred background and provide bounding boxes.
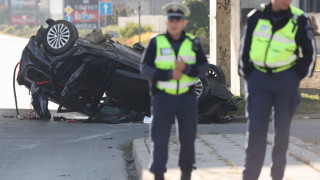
[0,0,210,53]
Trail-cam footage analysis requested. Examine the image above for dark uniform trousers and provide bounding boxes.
[149,91,198,173]
[243,68,301,180]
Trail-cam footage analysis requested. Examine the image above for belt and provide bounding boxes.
[253,63,295,74]
[154,88,192,95]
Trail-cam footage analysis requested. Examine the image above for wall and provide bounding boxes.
[127,0,150,15]
[149,0,184,15]
[49,0,63,20]
[118,15,166,32]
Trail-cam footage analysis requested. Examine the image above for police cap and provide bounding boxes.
[162,2,190,20]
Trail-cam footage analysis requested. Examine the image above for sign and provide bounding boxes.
[9,0,39,26]
[66,14,73,22]
[99,2,112,15]
[82,12,88,20]
[64,0,99,29]
[64,5,74,15]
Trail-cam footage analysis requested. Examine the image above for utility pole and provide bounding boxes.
[8,0,11,25]
[98,0,101,28]
[138,0,141,43]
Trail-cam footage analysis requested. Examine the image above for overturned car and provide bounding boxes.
[16,19,242,123]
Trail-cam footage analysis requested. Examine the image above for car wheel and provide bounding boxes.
[44,20,78,55]
[207,64,226,85]
[192,78,209,103]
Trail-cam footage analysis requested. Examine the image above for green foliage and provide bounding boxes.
[2,26,15,34]
[184,0,209,38]
[0,6,8,25]
[1,25,38,38]
[0,24,8,31]
[118,22,153,38]
[199,37,209,54]
[229,93,320,116]
[184,0,209,54]
[301,93,320,101]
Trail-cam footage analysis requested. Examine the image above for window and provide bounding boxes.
[300,0,320,13]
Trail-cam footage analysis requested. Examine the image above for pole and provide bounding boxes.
[138,1,141,43]
[105,15,107,27]
[8,0,11,25]
[98,1,101,28]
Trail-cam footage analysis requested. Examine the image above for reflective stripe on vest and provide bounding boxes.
[157,81,197,89]
[155,34,197,95]
[249,5,304,72]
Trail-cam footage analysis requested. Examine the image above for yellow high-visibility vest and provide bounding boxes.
[249,5,304,73]
[155,34,197,95]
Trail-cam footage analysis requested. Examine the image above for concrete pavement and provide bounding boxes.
[133,133,320,180]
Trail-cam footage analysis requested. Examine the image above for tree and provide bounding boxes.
[184,0,209,38]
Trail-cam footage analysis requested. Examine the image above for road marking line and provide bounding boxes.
[63,129,127,143]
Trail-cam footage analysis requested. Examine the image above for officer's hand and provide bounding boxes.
[172,70,183,80]
[175,58,186,72]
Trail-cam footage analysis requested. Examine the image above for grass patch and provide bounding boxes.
[297,93,320,114]
[118,139,133,157]
[303,139,320,145]
[228,93,320,116]
[228,95,246,116]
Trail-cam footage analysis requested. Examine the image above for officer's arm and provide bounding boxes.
[183,44,209,78]
[294,14,317,79]
[238,10,257,79]
[140,38,173,81]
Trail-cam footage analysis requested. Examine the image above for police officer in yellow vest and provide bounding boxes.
[239,0,317,179]
[140,2,208,180]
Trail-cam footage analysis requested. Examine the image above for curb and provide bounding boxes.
[133,138,150,180]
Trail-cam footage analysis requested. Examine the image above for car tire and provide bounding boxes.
[192,78,209,103]
[44,20,78,55]
[207,64,226,85]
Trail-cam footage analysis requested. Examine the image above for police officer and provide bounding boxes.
[239,0,317,179]
[140,2,208,180]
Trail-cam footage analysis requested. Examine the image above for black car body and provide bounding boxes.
[16,19,242,123]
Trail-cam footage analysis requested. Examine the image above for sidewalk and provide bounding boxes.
[133,133,320,180]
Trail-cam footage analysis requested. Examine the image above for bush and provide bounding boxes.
[123,32,157,47]
[0,6,8,25]
[0,24,38,38]
[185,0,209,38]
[0,24,7,31]
[2,26,15,34]
[199,37,209,54]
[118,22,153,38]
